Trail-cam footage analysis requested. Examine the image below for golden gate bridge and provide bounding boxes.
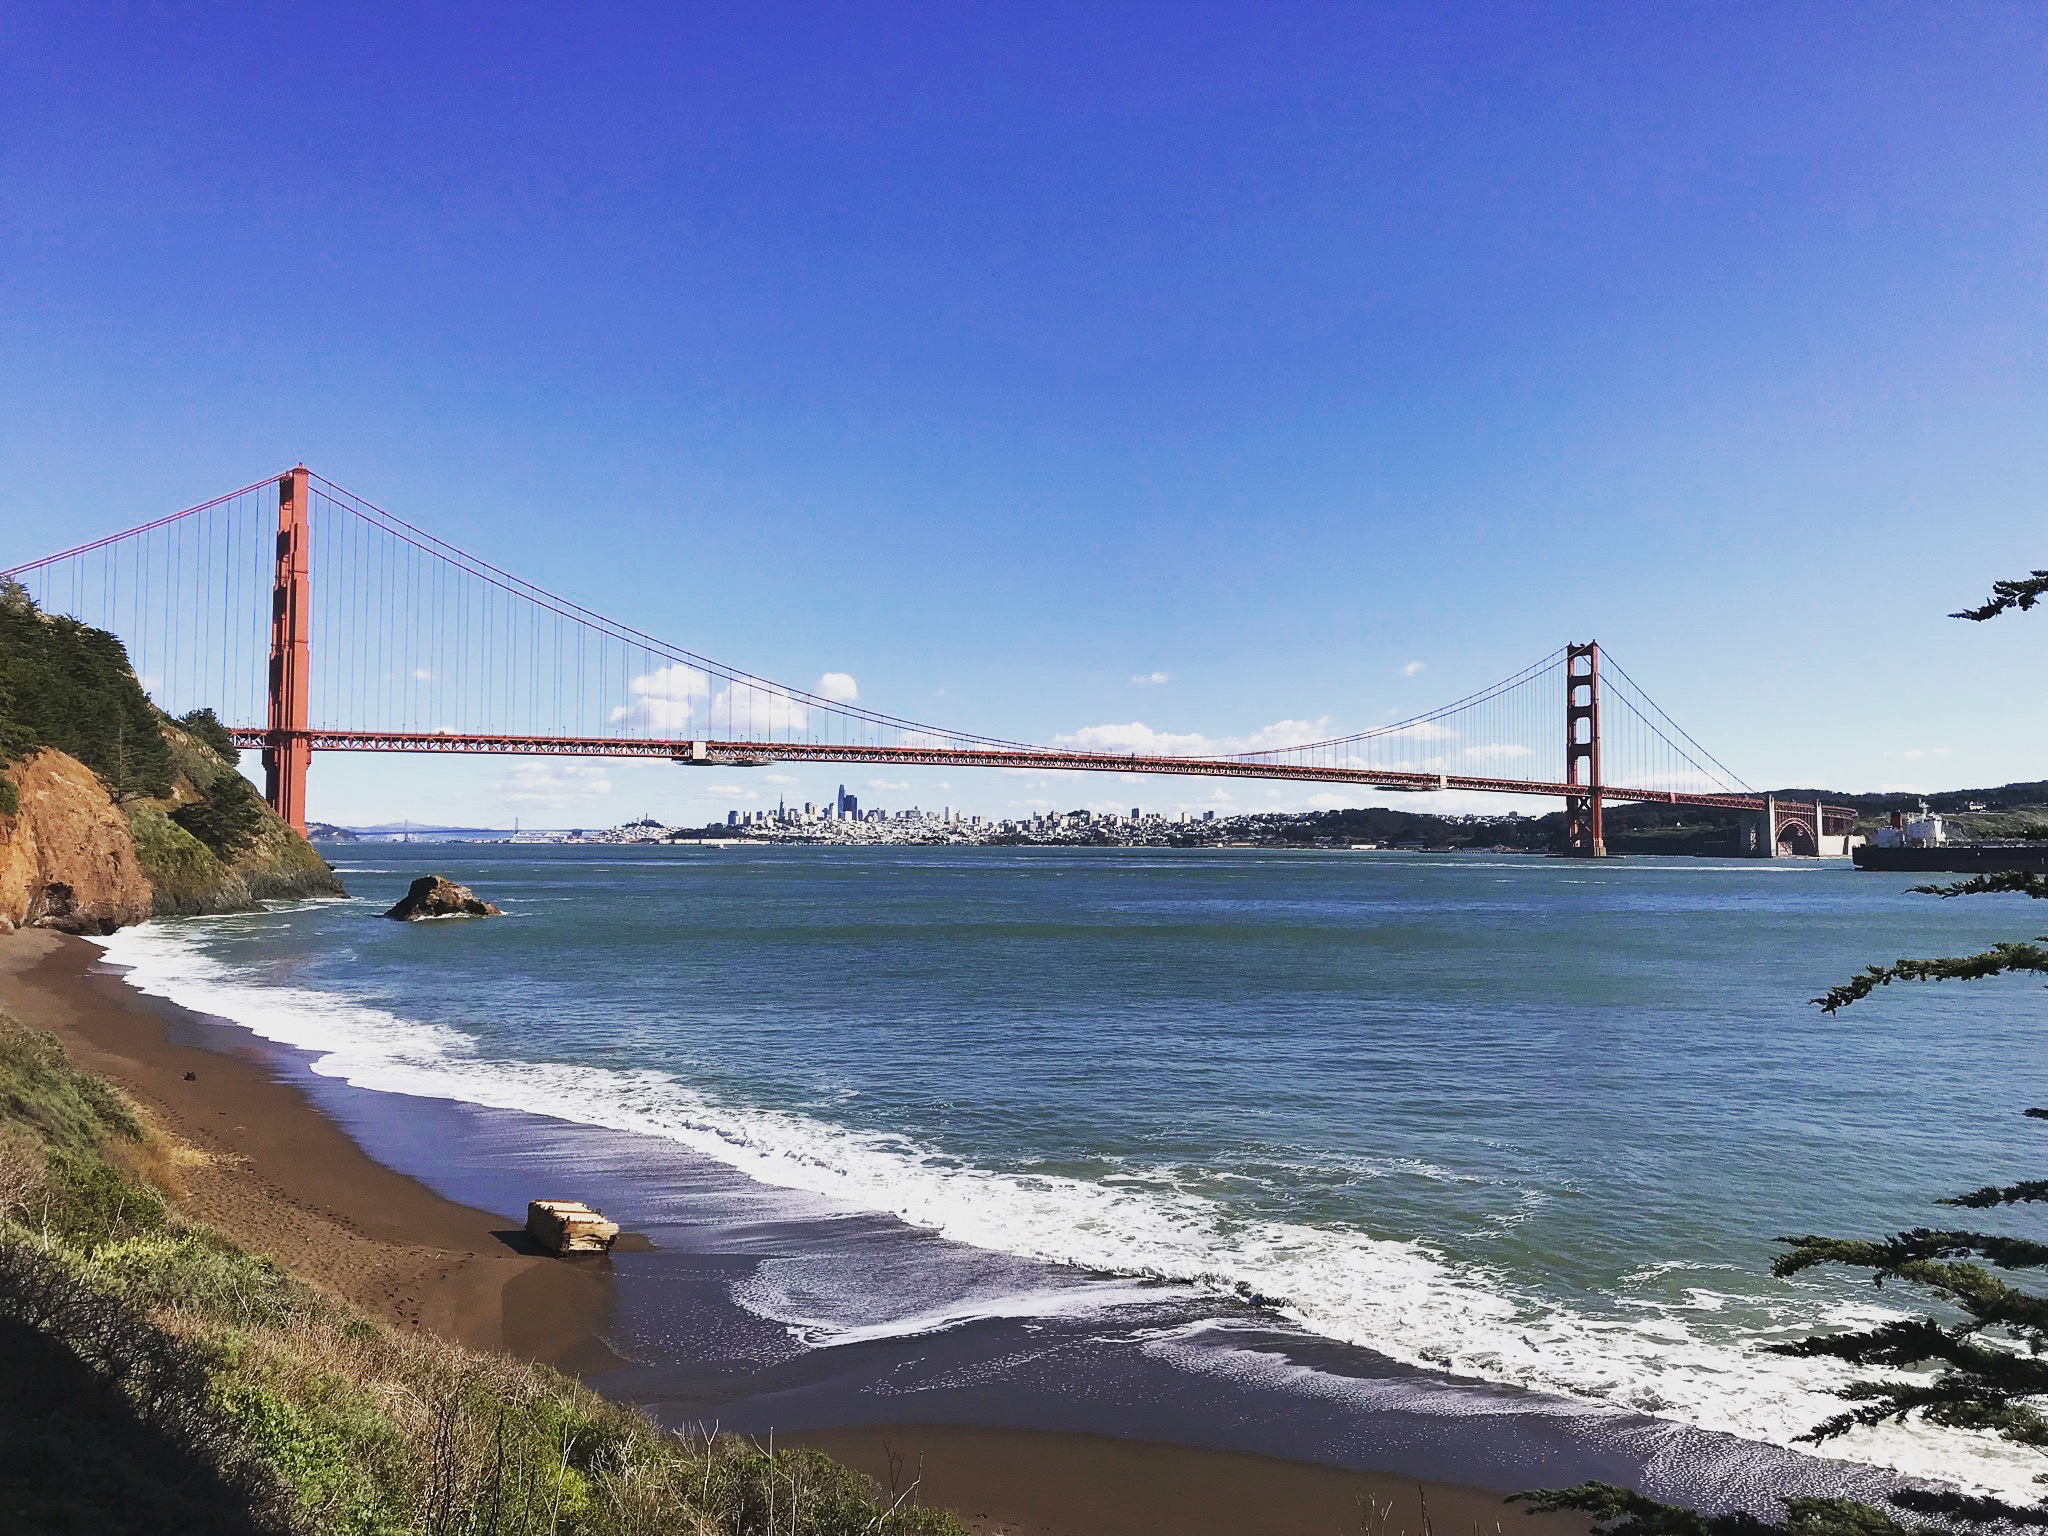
[4,467,1853,856]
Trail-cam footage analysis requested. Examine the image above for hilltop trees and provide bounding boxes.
[0,579,173,803]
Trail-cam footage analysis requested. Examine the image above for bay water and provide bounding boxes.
[96,845,2046,1497]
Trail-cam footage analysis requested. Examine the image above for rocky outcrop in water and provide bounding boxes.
[383,876,502,921]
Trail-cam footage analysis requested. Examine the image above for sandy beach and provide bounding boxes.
[0,929,621,1371]
[0,925,1590,1536]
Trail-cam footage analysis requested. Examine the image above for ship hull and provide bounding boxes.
[1853,844,2048,874]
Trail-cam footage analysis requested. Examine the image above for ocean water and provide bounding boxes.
[95,845,2047,1496]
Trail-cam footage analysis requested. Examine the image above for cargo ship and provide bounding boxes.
[1852,803,2048,874]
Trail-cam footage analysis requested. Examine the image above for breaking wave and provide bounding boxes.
[94,917,2028,1498]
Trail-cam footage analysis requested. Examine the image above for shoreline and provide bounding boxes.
[0,923,1600,1535]
[0,928,619,1374]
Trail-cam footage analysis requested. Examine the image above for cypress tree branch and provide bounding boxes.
[1943,1179,2048,1209]
[1771,1316,2048,1391]
[1953,571,2048,622]
[1813,943,2048,1013]
[1774,1230,2048,1278]
[1912,874,2048,901]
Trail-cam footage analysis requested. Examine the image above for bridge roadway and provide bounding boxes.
[227,727,1810,816]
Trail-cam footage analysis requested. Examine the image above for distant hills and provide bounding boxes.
[304,779,2048,856]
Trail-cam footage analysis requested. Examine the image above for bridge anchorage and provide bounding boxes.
[3,467,1854,857]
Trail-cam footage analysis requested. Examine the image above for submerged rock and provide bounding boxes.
[383,875,502,922]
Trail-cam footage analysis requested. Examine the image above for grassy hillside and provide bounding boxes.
[0,1012,968,1536]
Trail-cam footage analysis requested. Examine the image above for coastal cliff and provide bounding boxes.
[0,749,154,933]
[0,581,343,931]
[0,735,345,933]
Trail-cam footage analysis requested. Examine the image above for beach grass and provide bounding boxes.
[0,1011,970,1536]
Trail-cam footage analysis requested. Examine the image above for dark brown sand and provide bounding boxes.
[0,928,1587,1536]
[0,928,617,1371]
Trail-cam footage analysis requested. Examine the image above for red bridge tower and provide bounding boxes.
[262,467,312,835]
[1565,640,1605,856]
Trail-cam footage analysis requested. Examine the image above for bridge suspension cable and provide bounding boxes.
[3,467,1837,851]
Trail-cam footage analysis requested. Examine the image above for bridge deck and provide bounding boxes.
[226,728,1825,817]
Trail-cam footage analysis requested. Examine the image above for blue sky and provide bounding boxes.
[3,4,2044,826]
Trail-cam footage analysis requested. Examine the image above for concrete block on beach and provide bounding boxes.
[526,1199,620,1254]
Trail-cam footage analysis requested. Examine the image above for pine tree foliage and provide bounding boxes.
[1534,574,2048,1532]
[0,579,173,800]
[1954,571,2048,622]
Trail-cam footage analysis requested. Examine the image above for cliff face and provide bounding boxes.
[0,750,155,934]
[0,733,345,933]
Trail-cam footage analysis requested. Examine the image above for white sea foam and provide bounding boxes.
[757,1279,1189,1349]
[94,919,2036,1499]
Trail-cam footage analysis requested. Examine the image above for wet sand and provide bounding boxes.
[0,928,618,1372]
[0,926,1592,1535]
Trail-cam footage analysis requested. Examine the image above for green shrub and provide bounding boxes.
[217,1377,409,1536]
[173,770,270,858]
[46,1153,166,1248]
[92,1232,315,1331]
[0,1020,143,1159]
[128,803,225,910]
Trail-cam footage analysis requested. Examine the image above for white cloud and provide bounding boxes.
[411,667,433,682]
[868,779,911,791]
[708,680,806,736]
[1462,743,1534,763]
[815,672,859,703]
[1898,748,1952,761]
[1052,717,1332,758]
[1401,661,1427,677]
[497,761,614,807]
[611,663,710,730]
[1131,671,1170,685]
[700,783,757,798]
[1381,720,1457,742]
[763,773,798,784]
